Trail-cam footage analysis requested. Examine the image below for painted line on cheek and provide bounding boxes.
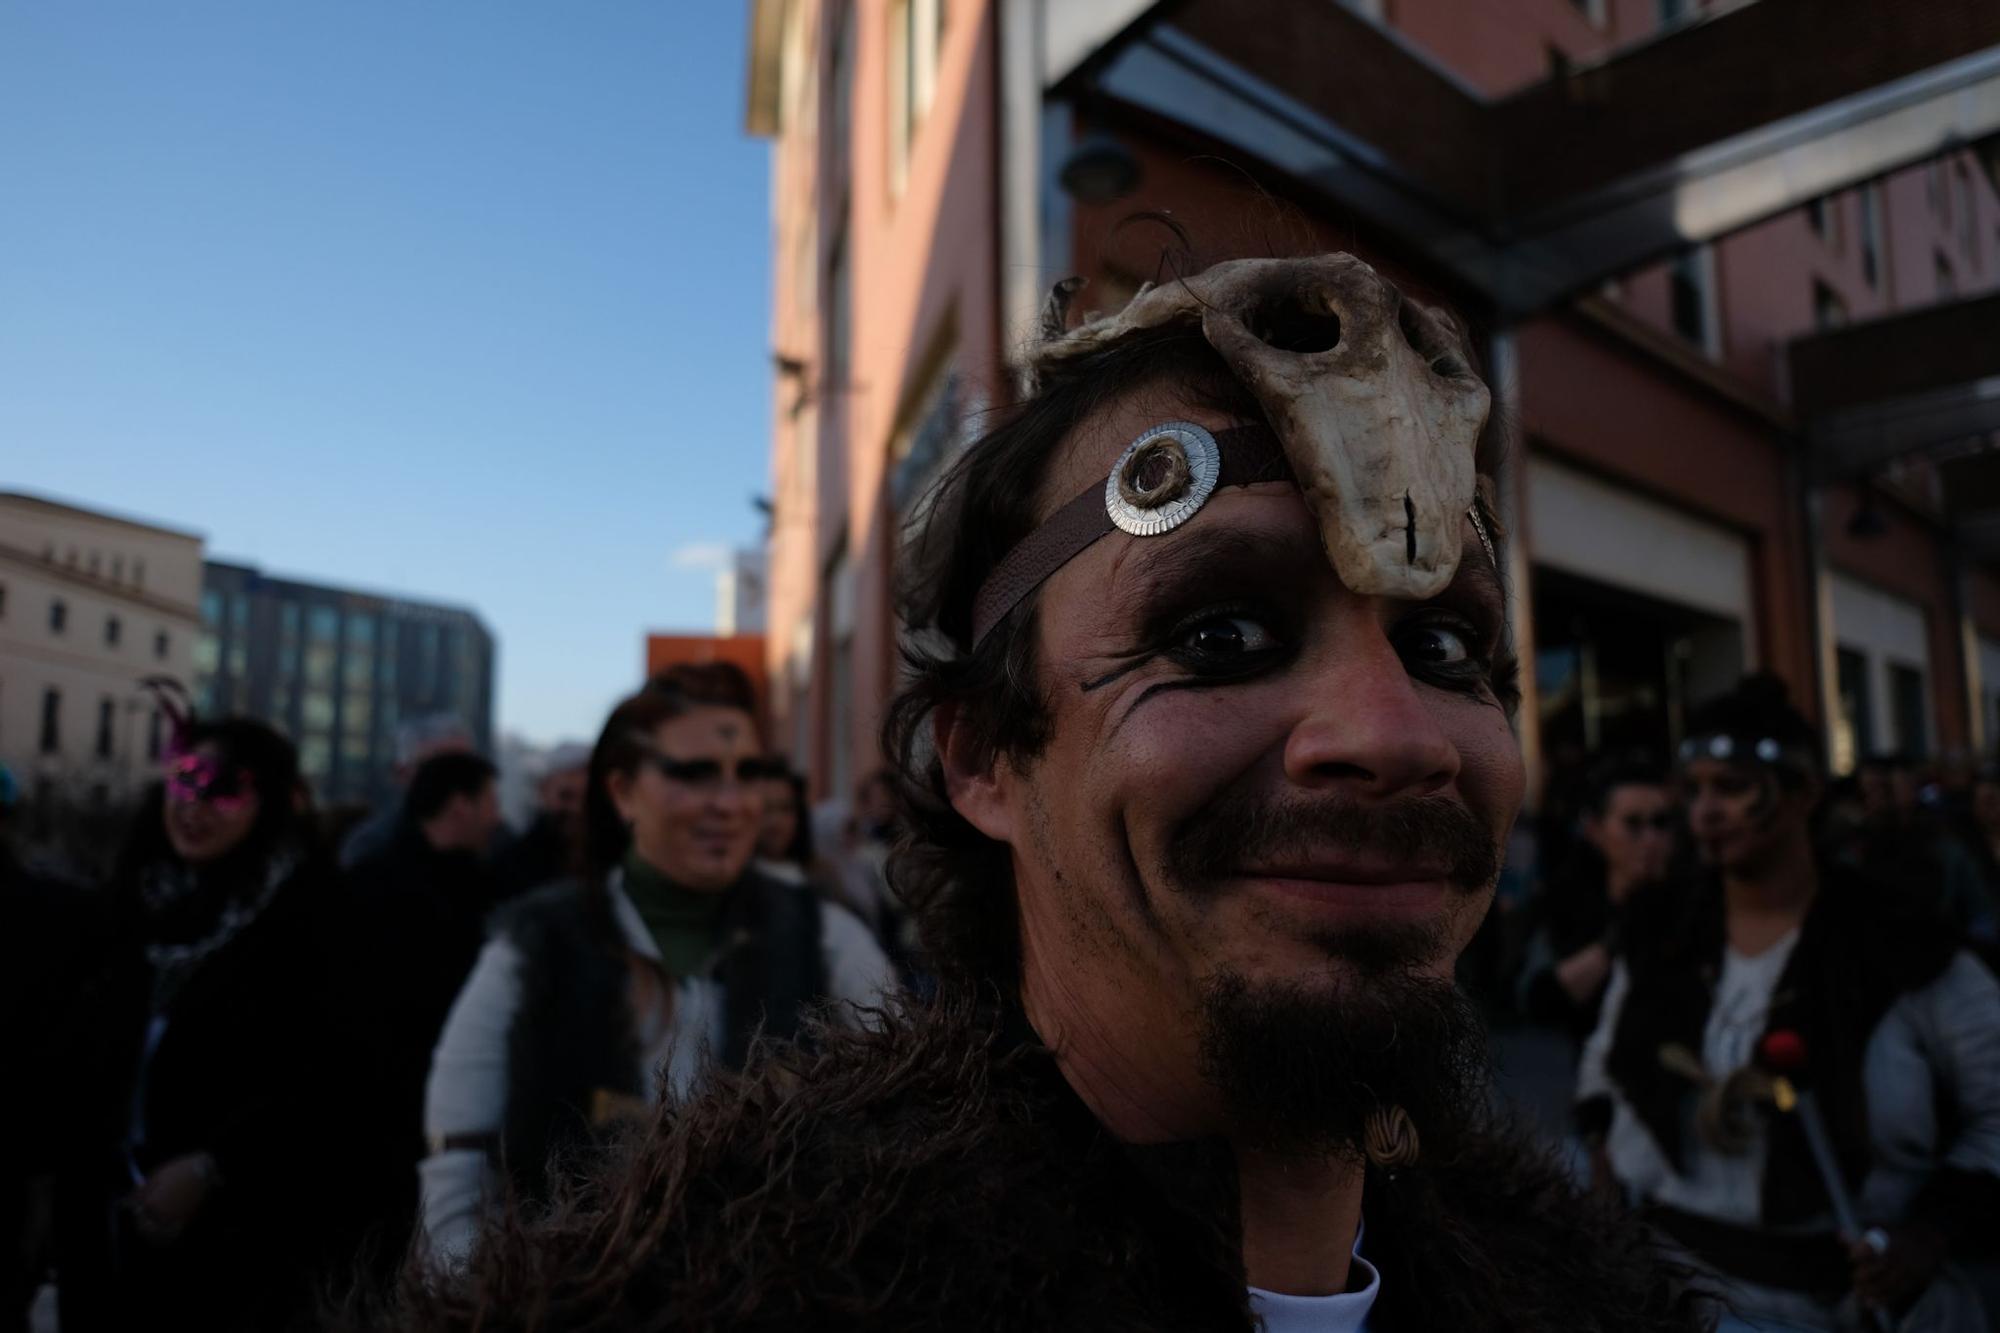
[1081,652,1158,695]
[1106,679,1225,745]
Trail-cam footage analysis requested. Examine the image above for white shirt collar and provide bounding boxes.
[603,868,662,964]
[1246,1221,1379,1333]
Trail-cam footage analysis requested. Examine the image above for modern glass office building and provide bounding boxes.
[194,561,495,806]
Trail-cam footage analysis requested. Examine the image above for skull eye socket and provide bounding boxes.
[1398,297,1469,379]
[1247,294,1342,354]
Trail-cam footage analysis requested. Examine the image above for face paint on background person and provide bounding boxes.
[1684,757,1791,872]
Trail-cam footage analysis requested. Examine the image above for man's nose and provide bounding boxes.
[1280,622,1458,801]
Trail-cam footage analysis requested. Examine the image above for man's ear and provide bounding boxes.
[935,700,1014,844]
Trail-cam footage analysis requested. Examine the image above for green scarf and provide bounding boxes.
[621,850,729,977]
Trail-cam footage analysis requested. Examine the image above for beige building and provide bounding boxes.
[0,492,204,812]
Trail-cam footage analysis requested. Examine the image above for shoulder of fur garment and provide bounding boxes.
[364,989,1702,1333]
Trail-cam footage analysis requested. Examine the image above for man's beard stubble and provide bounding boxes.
[1197,967,1491,1160]
[1170,782,1499,1159]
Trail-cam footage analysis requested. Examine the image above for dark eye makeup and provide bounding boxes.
[1093,594,1510,702]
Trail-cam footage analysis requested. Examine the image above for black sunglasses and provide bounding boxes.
[1620,812,1676,833]
[642,752,786,789]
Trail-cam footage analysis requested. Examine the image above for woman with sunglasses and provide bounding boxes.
[417,663,895,1268]
[1576,676,2000,1332]
[59,716,339,1331]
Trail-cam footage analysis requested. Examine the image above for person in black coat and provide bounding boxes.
[2,775,99,1333]
[490,745,587,905]
[1521,755,1677,1043]
[322,752,503,1285]
[56,717,340,1333]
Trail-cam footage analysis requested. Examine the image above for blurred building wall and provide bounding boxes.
[196,560,497,808]
[0,491,204,819]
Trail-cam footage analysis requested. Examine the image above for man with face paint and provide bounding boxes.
[1578,676,2000,1331]
[375,257,1695,1332]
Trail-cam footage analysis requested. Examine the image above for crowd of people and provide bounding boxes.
[2,662,904,1331]
[1477,678,2000,1331]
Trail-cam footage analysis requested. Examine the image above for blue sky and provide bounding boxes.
[0,3,771,745]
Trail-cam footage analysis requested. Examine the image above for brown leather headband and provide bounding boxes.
[970,423,1292,649]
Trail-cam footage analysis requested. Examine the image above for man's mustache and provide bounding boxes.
[1166,785,1500,894]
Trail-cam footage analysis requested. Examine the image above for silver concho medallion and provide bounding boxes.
[1104,421,1222,538]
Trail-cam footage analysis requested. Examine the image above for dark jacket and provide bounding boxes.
[490,868,826,1199]
[59,851,342,1332]
[322,827,495,1274]
[1599,866,1967,1231]
[490,813,573,906]
[3,851,98,1332]
[372,992,1700,1332]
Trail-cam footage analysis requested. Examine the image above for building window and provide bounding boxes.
[825,540,855,801]
[890,357,965,515]
[828,3,854,174]
[148,709,164,761]
[1669,245,1719,355]
[96,698,115,759]
[1859,183,1884,288]
[134,558,145,588]
[112,555,124,583]
[88,551,100,577]
[1937,251,1957,301]
[1834,647,1872,769]
[155,630,170,660]
[1928,161,1946,217]
[1569,0,1607,24]
[49,600,66,635]
[228,597,248,682]
[40,688,61,755]
[1890,662,1928,760]
[825,220,851,394]
[888,0,943,194]
[1812,281,1848,331]
[1956,164,1978,264]
[105,615,122,648]
[0,582,7,618]
[1657,0,1689,26]
[300,736,333,786]
[1806,197,1839,249]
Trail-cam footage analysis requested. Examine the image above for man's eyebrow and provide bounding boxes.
[1106,523,1304,611]
[1449,533,1505,609]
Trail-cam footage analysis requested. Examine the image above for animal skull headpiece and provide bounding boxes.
[971,254,1495,648]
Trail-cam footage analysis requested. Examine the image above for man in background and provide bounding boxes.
[492,743,589,902]
[339,715,475,869]
[324,751,504,1279]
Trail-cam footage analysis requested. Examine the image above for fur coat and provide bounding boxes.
[368,993,1700,1332]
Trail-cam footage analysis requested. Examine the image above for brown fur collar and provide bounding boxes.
[361,992,1700,1332]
